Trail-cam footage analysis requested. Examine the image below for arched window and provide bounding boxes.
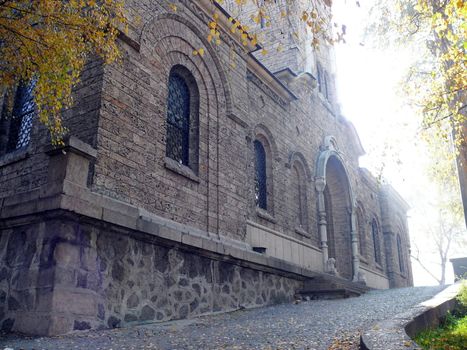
[371,219,381,264]
[166,66,199,172]
[397,234,405,273]
[1,81,35,154]
[292,162,308,230]
[356,207,366,259]
[323,72,330,100]
[316,63,323,94]
[254,140,267,210]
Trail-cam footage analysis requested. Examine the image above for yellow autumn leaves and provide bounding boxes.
[0,0,127,145]
[185,0,337,64]
[408,0,466,149]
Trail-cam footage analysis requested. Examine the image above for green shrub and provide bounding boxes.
[457,280,467,308]
[414,312,467,350]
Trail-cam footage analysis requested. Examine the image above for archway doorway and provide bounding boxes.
[324,156,353,280]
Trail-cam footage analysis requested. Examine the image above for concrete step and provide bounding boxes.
[295,288,360,300]
[296,273,371,300]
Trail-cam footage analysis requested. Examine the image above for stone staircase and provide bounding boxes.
[295,273,371,300]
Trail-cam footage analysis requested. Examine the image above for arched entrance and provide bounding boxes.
[323,157,353,279]
[315,136,360,281]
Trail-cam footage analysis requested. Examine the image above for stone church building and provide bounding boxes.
[0,0,413,336]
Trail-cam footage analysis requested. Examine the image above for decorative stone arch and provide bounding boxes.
[315,136,360,281]
[140,13,233,117]
[139,15,230,236]
[287,152,311,233]
[254,124,279,160]
[287,151,313,182]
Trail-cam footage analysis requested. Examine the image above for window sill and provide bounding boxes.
[256,207,276,224]
[359,256,368,264]
[164,157,200,183]
[375,262,384,271]
[0,148,29,167]
[295,226,311,238]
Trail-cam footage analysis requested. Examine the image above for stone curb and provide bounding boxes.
[360,284,461,350]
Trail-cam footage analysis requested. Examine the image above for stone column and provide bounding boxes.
[349,207,360,282]
[315,178,329,270]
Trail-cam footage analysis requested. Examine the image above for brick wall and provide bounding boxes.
[0,0,412,295]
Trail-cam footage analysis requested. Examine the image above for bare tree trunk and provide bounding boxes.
[440,257,446,286]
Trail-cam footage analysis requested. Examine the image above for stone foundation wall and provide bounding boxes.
[0,212,302,335]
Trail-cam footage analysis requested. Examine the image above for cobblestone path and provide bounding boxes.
[0,285,445,350]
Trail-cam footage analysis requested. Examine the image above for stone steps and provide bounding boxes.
[295,273,371,300]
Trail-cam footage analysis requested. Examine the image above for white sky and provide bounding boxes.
[332,0,464,286]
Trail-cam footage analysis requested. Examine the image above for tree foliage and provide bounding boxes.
[0,0,126,144]
[410,125,466,285]
[368,0,466,149]
[172,0,347,57]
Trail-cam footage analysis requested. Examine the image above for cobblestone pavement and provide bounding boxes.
[0,285,445,350]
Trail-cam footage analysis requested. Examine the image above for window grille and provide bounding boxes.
[254,140,267,210]
[166,73,190,165]
[397,234,405,273]
[372,220,381,264]
[6,82,35,152]
[296,168,304,226]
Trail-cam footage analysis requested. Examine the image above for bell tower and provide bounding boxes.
[222,0,337,101]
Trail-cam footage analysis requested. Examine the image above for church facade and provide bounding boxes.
[0,0,413,336]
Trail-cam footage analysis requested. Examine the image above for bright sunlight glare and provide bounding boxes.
[332,0,464,286]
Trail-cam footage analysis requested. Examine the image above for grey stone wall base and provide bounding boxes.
[360,284,462,350]
[0,211,304,336]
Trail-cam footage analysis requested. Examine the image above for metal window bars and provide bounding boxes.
[254,140,267,210]
[166,73,190,166]
[6,82,35,152]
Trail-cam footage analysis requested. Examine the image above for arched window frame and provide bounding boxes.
[165,65,200,174]
[253,131,275,216]
[292,161,308,232]
[254,139,268,210]
[371,219,381,265]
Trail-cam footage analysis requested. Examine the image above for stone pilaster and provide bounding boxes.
[350,208,360,282]
[315,178,329,269]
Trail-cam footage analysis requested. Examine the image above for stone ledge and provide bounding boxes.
[255,208,277,223]
[360,284,461,350]
[295,226,311,239]
[45,136,97,159]
[164,157,200,183]
[0,148,29,167]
